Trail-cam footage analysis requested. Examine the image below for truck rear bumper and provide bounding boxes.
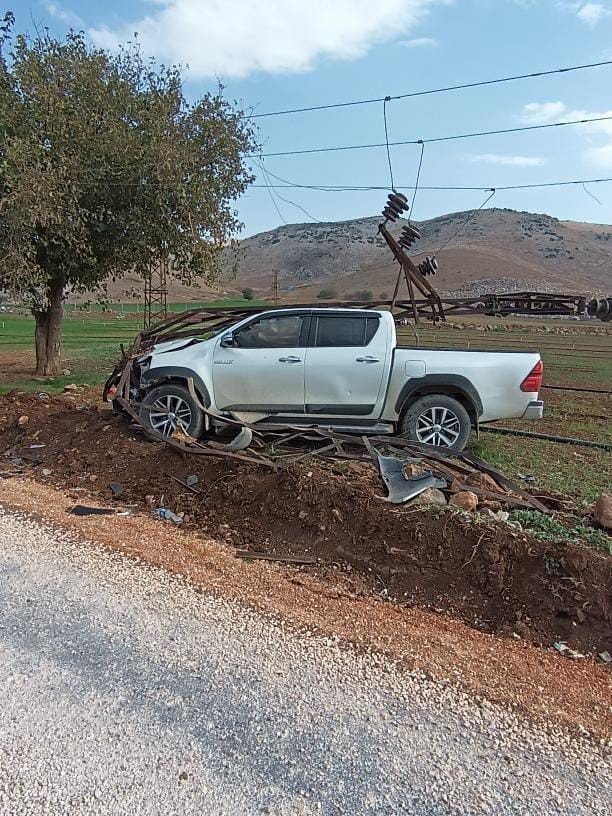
[521,400,544,420]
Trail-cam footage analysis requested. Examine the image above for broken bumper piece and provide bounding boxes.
[521,400,544,420]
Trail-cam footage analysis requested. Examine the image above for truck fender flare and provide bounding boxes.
[141,366,211,407]
[395,374,483,419]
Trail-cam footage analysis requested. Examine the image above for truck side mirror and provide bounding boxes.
[220,333,235,348]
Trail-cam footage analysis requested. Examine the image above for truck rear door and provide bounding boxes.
[304,313,389,418]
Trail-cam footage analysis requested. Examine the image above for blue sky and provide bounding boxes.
[13,1,612,236]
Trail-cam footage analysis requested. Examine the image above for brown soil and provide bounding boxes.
[1,391,611,660]
[1,475,611,739]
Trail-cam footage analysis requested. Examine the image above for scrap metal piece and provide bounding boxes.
[373,451,446,505]
[222,426,253,452]
[109,482,125,498]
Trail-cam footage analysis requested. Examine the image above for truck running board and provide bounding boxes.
[257,418,395,435]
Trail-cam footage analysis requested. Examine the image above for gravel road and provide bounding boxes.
[0,506,609,816]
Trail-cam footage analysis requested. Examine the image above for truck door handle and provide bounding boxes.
[278,356,302,363]
[356,356,380,363]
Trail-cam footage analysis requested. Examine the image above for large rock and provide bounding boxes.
[465,471,502,493]
[593,495,612,530]
[403,463,426,478]
[450,491,479,512]
[412,487,447,506]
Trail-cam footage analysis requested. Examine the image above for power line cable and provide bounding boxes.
[383,97,395,190]
[409,141,425,221]
[434,189,497,256]
[249,60,612,118]
[256,158,288,225]
[582,182,603,206]
[251,114,612,158]
[254,158,322,223]
[248,175,612,192]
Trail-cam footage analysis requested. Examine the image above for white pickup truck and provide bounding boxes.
[133,308,544,451]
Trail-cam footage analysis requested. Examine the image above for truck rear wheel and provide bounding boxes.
[140,383,204,440]
[399,394,471,451]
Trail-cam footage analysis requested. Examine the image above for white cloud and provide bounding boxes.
[520,101,568,124]
[583,143,612,167]
[576,2,608,24]
[519,100,612,169]
[399,36,439,47]
[89,0,447,78]
[46,2,83,28]
[469,154,547,167]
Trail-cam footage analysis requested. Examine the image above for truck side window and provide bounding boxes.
[234,315,303,348]
[314,316,379,347]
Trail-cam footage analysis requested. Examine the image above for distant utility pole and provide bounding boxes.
[273,269,279,305]
[143,257,169,328]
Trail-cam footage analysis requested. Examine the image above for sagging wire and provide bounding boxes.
[409,141,425,222]
[255,157,288,225]
[582,182,603,206]
[254,158,322,223]
[383,96,395,191]
[433,188,497,258]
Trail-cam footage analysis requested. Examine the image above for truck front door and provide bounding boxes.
[212,313,308,413]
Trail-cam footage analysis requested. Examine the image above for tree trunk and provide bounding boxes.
[33,278,65,376]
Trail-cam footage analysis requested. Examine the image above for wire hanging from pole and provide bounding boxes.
[409,141,425,223]
[383,97,395,191]
[434,189,496,257]
[256,157,288,225]
[253,158,322,223]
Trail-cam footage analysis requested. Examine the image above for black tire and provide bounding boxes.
[140,383,204,439]
[399,394,471,451]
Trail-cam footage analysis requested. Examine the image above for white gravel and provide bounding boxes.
[0,505,610,816]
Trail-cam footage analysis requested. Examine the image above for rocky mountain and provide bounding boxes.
[96,207,611,304]
[229,208,612,301]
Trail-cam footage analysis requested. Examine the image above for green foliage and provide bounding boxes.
[0,21,258,372]
[317,287,337,299]
[241,287,254,301]
[348,290,373,301]
[509,510,612,554]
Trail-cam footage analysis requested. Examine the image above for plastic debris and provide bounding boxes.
[71,505,116,516]
[109,482,125,498]
[517,473,536,484]
[185,475,199,487]
[371,450,446,505]
[553,641,585,660]
[153,507,183,525]
[37,392,50,401]
[598,650,612,664]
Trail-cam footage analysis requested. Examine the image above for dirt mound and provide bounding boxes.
[1,390,611,655]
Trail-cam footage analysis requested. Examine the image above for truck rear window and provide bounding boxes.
[314,316,379,347]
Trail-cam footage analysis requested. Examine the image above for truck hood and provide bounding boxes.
[145,337,204,357]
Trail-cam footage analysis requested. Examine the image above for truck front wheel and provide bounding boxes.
[399,394,471,451]
[140,383,204,440]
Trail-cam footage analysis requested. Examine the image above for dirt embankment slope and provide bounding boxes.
[1,391,610,657]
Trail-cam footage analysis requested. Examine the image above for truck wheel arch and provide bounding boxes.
[395,375,482,424]
[141,366,211,408]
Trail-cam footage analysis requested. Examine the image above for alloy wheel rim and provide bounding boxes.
[415,406,461,447]
[149,394,192,436]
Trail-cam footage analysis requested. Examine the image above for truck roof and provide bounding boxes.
[256,307,386,318]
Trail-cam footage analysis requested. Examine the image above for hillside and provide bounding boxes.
[230,208,612,301]
[95,208,611,303]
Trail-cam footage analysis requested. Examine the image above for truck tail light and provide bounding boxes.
[520,360,543,392]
